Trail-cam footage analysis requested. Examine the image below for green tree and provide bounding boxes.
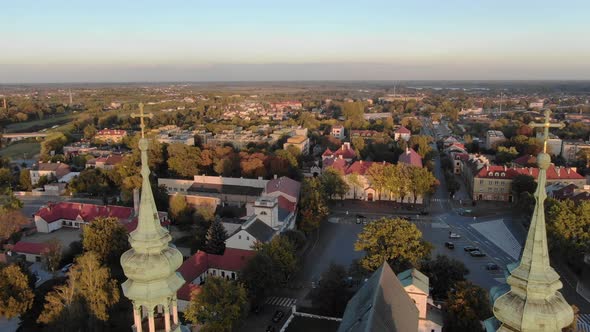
[512,174,536,194]
[0,208,30,240]
[240,253,275,301]
[19,169,32,191]
[496,146,518,164]
[351,136,366,156]
[298,177,329,232]
[408,167,437,203]
[167,143,202,178]
[184,277,248,332]
[408,135,433,159]
[420,255,469,300]
[310,264,353,316]
[253,236,297,283]
[0,264,34,318]
[444,281,491,332]
[347,173,363,199]
[366,163,386,199]
[0,168,13,188]
[320,167,350,199]
[68,168,115,197]
[354,217,432,272]
[43,239,63,273]
[82,217,129,265]
[546,199,590,271]
[83,125,97,139]
[342,101,365,129]
[204,219,227,255]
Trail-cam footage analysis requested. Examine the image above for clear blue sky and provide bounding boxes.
[1,0,589,82]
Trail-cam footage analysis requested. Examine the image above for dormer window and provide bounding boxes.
[488,172,493,176]
[501,172,505,177]
[494,172,499,177]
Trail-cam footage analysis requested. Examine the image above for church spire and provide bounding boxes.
[120,103,185,332]
[493,110,573,331]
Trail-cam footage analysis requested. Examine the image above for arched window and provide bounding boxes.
[260,211,267,215]
[494,172,499,176]
[488,172,493,176]
[501,172,505,177]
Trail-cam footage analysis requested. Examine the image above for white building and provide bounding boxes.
[397,269,443,332]
[30,162,71,185]
[283,135,310,155]
[331,125,345,140]
[485,130,506,150]
[561,140,590,162]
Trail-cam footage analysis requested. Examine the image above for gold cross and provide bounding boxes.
[528,109,565,153]
[130,103,153,138]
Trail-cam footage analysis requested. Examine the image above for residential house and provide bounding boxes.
[283,135,310,155]
[331,125,345,140]
[394,126,411,141]
[8,241,51,263]
[350,130,384,140]
[225,217,276,251]
[322,142,357,163]
[85,154,125,170]
[397,269,443,332]
[30,162,71,185]
[561,140,590,163]
[95,129,127,143]
[485,130,506,150]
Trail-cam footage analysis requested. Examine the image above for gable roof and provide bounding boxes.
[395,126,411,134]
[245,219,276,243]
[11,241,51,255]
[476,165,584,180]
[266,176,301,200]
[397,268,429,295]
[398,148,423,168]
[35,202,133,224]
[322,148,334,157]
[36,162,70,172]
[346,161,377,175]
[338,263,419,332]
[277,195,296,213]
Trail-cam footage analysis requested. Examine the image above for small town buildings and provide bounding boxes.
[224,217,276,250]
[153,125,196,146]
[283,135,310,155]
[394,126,411,141]
[397,269,443,332]
[363,112,392,120]
[528,100,545,109]
[459,107,483,116]
[485,130,506,149]
[472,165,586,202]
[546,183,590,202]
[95,129,127,143]
[8,241,51,263]
[350,130,384,140]
[30,162,71,185]
[322,142,357,163]
[176,248,256,311]
[331,125,345,140]
[398,148,423,168]
[561,140,590,162]
[85,154,124,170]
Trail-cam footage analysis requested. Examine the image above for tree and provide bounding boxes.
[240,253,276,301]
[19,169,32,191]
[167,143,201,178]
[342,101,365,129]
[347,173,363,199]
[366,163,386,199]
[298,177,329,233]
[82,217,129,264]
[0,208,30,241]
[354,217,432,272]
[0,264,34,318]
[68,168,115,197]
[83,125,97,139]
[43,239,63,273]
[320,167,349,200]
[444,281,491,332]
[204,219,227,255]
[408,166,437,204]
[38,252,120,327]
[0,168,13,188]
[512,174,536,194]
[253,236,297,283]
[351,136,365,156]
[184,277,248,332]
[420,255,469,300]
[408,135,432,158]
[495,146,518,164]
[310,264,353,316]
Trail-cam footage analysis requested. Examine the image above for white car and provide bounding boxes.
[60,263,74,273]
[449,233,461,239]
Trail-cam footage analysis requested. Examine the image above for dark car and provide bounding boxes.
[272,310,284,323]
[444,242,455,249]
[356,214,366,224]
[464,246,480,252]
[266,326,276,332]
[470,251,486,257]
[486,263,499,270]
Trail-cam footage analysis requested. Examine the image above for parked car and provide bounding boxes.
[486,263,499,270]
[470,251,486,257]
[266,326,276,332]
[60,263,74,273]
[463,246,479,252]
[272,310,284,323]
[444,242,455,249]
[356,214,367,224]
[449,232,461,239]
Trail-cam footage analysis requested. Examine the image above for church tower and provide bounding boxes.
[120,104,185,332]
[492,110,573,331]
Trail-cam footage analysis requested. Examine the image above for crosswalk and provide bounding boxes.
[430,198,449,202]
[471,219,522,260]
[265,296,297,307]
[578,314,590,332]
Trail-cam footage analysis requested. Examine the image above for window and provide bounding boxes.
[260,211,267,215]
[494,172,499,176]
[488,172,493,176]
[238,235,241,240]
[488,181,493,185]
[501,172,505,177]
[495,181,498,185]
[221,271,225,277]
[246,236,250,241]
[479,180,484,184]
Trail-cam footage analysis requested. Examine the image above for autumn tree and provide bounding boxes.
[347,173,363,199]
[0,264,34,318]
[43,239,63,273]
[351,136,366,156]
[298,177,329,232]
[0,208,30,241]
[320,167,349,200]
[167,143,201,178]
[82,217,129,265]
[444,281,491,332]
[83,125,97,139]
[354,217,432,272]
[420,255,469,300]
[204,219,227,255]
[546,199,590,271]
[19,169,32,191]
[184,277,248,332]
[408,166,437,203]
[342,101,365,129]
[253,236,297,283]
[511,174,536,194]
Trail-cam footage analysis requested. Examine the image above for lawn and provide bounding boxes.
[0,141,41,160]
[4,113,79,133]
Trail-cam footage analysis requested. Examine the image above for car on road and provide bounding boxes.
[470,251,486,257]
[449,232,461,239]
[272,310,284,323]
[356,214,367,225]
[486,263,499,270]
[61,263,74,273]
[444,242,455,249]
[463,246,480,252]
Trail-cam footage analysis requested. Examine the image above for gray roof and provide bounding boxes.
[245,219,275,243]
[338,263,419,332]
[397,268,429,295]
[187,183,263,196]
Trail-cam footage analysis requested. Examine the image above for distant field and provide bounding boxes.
[0,142,41,160]
[4,113,78,133]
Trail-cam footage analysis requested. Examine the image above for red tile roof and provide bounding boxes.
[322,148,334,157]
[323,144,357,160]
[512,155,537,166]
[398,148,423,168]
[395,126,411,134]
[35,202,133,224]
[476,165,584,180]
[97,129,127,136]
[266,176,301,201]
[11,241,51,255]
[345,161,378,175]
[176,248,256,301]
[277,195,297,213]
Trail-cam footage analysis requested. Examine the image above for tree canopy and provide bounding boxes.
[0,264,35,319]
[82,217,129,265]
[298,177,329,233]
[420,255,469,300]
[310,263,353,317]
[443,281,491,332]
[204,219,227,255]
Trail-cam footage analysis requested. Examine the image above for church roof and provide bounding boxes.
[338,263,418,332]
[266,176,301,200]
[397,268,429,295]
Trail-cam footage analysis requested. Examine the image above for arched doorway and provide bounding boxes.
[367,193,374,202]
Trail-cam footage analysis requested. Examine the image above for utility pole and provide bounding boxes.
[69,89,73,106]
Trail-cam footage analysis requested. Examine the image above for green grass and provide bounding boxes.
[4,113,79,133]
[0,141,41,160]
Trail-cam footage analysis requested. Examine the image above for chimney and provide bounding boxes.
[486,165,489,171]
[274,174,277,179]
[504,165,507,172]
[133,188,140,216]
[556,167,561,177]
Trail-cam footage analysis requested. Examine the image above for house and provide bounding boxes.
[394,126,411,141]
[85,154,125,170]
[331,125,345,140]
[30,162,71,185]
[176,248,256,311]
[546,183,590,202]
[350,130,384,140]
[397,269,443,332]
[225,217,277,250]
[528,100,544,109]
[322,142,357,163]
[95,129,127,143]
[485,130,506,149]
[561,140,590,163]
[9,241,51,263]
[398,148,423,168]
[283,135,310,155]
[535,132,562,156]
[338,262,419,332]
[472,165,586,202]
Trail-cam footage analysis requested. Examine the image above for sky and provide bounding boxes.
[1,0,590,83]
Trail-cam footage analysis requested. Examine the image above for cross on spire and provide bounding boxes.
[528,109,565,153]
[130,103,153,138]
